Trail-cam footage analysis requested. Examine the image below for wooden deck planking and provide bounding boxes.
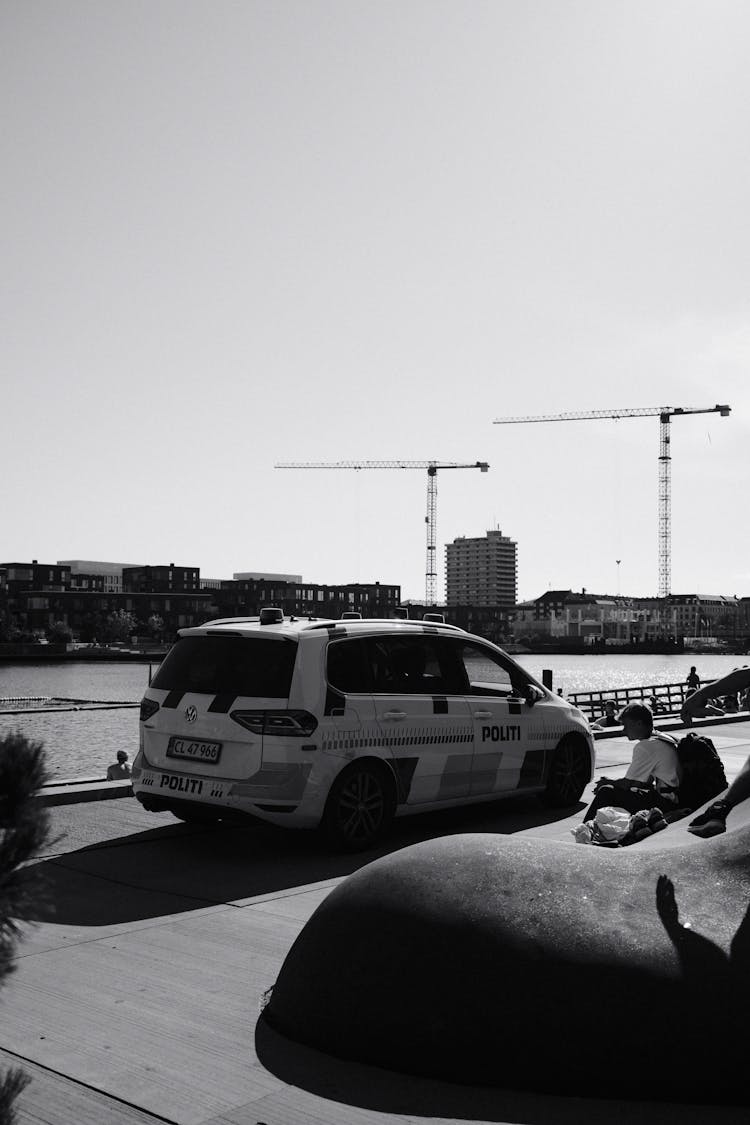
[1,903,314,1125]
[5,1050,167,1125]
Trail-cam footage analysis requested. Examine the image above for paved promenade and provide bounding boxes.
[4,719,750,1125]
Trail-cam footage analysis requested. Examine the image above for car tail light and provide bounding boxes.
[140,697,160,722]
[229,709,318,737]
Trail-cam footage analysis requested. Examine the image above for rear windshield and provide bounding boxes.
[151,636,297,697]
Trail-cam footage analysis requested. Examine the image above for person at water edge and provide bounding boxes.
[590,699,619,729]
[686,665,700,692]
[582,703,681,822]
[106,750,131,780]
[681,667,750,724]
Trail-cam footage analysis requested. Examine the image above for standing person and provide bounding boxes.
[106,750,131,781]
[582,703,681,822]
[686,666,701,692]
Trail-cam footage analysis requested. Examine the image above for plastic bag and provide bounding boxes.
[594,806,632,841]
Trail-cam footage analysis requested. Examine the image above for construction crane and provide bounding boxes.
[493,405,731,598]
[275,460,490,606]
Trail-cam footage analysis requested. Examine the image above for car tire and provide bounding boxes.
[541,735,591,807]
[322,762,396,852]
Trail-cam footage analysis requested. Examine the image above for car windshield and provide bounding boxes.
[151,635,297,697]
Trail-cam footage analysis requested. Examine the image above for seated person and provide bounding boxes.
[681,668,750,724]
[590,699,619,729]
[722,693,740,713]
[583,703,681,822]
[106,750,131,781]
[682,687,724,719]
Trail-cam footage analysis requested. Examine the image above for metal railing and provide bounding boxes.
[568,680,700,719]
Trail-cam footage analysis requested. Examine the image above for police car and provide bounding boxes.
[132,613,594,850]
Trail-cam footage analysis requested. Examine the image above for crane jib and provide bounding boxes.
[491,403,731,598]
[274,459,491,606]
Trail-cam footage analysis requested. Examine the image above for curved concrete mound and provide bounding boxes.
[263,825,750,1103]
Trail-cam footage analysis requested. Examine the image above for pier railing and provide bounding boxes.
[568,680,698,719]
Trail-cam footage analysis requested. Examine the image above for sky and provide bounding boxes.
[3,0,749,603]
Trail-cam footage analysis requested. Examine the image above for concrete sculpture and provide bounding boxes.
[262,822,750,1103]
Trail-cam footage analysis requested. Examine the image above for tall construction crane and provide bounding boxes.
[493,405,730,598]
[275,460,490,606]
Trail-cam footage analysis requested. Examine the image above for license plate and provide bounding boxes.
[167,737,222,764]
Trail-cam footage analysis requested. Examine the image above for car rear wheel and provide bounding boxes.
[322,762,395,852]
[542,735,591,807]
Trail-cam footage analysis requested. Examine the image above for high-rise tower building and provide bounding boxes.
[445,529,518,607]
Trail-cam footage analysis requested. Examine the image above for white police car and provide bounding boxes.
[132,613,594,850]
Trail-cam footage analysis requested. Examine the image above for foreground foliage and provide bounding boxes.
[0,731,50,1125]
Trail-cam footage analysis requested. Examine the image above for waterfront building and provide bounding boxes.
[233,571,303,583]
[0,558,402,639]
[215,578,401,620]
[123,564,201,594]
[58,560,143,593]
[510,590,747,649]
[556,591,639,642]
[513,590,654,645]
[1,561,72,634]
[663,593,742,644]
[512,590,572,639]
[445,529,517,608]
[400,601,513,646]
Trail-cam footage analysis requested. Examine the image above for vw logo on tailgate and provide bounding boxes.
[185,705,198,723]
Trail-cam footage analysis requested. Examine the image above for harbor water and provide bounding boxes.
[1,654,747,780]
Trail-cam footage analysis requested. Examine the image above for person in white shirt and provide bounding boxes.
[583,703,681,822]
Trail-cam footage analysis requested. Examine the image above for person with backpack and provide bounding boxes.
[582,703,681,822]
[674,731,728,812]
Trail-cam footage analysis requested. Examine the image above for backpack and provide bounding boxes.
[676,733,728,811]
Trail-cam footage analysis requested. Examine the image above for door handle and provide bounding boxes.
[473,710,493,719]
[383,710,407,720]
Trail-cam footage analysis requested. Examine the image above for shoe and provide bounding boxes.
[688,801,730,838]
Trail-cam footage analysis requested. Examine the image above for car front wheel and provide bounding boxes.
[322,763,395,852]
[542,735,591,807]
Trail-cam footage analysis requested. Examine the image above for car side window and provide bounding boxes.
[326,638,371,693]
[456,642,524,697]
[365,636,463,695]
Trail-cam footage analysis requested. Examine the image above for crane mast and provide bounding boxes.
[275,460,490,606]
[494,404,730,597]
